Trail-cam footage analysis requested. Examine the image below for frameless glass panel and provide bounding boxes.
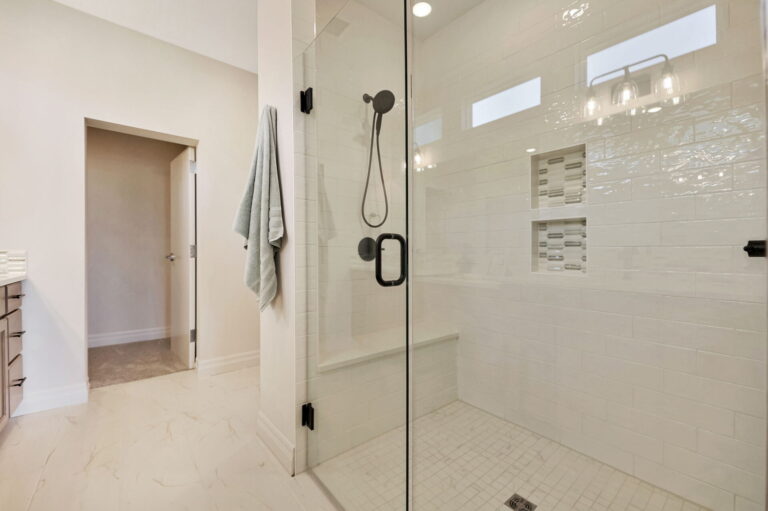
[303,1,409,510]
[411,1,766,510]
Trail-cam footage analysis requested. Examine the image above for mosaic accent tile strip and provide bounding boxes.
[535,219,586,273]
[535,147,586,207]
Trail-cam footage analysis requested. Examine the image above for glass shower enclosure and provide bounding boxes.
[303,1,768,510]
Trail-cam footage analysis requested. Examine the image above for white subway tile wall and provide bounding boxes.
[412,0,766,510]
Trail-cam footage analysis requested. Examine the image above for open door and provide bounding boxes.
[169,147,196,369]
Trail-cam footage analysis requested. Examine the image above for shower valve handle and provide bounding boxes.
[375,233,406,287]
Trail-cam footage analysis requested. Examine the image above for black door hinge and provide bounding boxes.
[301,402,315,430]
[300,87,313,114]
[744,240,766,257]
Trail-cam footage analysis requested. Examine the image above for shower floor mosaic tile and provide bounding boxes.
[311,401,710,511]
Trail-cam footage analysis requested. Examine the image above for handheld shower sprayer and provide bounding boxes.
[361,90,395,228]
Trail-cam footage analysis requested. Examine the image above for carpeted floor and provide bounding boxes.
[88,338,188,388]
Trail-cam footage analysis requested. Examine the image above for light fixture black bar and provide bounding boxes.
[589,53,670,87]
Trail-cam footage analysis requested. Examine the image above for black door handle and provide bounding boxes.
[375,233,406,287]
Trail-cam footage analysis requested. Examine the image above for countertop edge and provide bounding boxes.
[0,274,26,287]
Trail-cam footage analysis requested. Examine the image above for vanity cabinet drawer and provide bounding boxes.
[6,282,23,313]
[7,309,22,337]
[8,355,23,415]
[0,320,7,431]
[7,310,22,362]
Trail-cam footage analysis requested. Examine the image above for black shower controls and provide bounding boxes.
[358,237,376,262]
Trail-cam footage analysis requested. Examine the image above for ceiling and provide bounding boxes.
[357,0,488,39]
[51,0,488,72]
[52,0,259,73]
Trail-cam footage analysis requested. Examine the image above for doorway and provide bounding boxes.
[85,126,197,388]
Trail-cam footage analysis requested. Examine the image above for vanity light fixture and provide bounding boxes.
[655,60,681,101]
[526,148,537,153]
[413,2,432,17]
[583,85,600,118]
[582,54,681,121]
[612,67,639,106]
[414,147,423,165]
[414,146,427,172]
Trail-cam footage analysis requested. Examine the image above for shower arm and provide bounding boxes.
[588,54,670,88]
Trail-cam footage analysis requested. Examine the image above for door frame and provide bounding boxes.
[83,118,199,383]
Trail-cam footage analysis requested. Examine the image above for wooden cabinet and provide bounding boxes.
[0,319,7,433]
[0,280,24,435]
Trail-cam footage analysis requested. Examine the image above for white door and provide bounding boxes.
[169,147,196,368]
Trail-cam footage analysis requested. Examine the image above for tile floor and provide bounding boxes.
[0,370,716,511]
[312,401,711,511]
[0,367,337,511]
[88,338,188,388]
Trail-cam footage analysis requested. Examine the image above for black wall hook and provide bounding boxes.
[300,87,313,114]
[744,240,766,257]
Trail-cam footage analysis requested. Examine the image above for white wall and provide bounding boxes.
[52,0,259,73]
[413,0,767,509]
[86,128,184,346]
[0,0,261,414]
[254,0,301,475]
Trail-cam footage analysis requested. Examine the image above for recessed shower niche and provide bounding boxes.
[533,218,587,273]
[531,145,586,208]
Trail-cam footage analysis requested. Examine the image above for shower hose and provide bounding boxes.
[361,111,389,228]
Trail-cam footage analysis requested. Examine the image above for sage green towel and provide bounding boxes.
[234,105,284,310]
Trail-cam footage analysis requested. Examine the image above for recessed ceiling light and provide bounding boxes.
[413,2,432,17]
[526,148,537,153]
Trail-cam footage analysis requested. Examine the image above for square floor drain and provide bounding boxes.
[505,494,537,511]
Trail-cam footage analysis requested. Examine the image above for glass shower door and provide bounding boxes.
[410,0,767,510]
[302,2,410,510]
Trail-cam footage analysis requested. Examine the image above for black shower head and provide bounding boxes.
[363,90,396,115]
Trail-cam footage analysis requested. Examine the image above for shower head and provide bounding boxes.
[363,90,396,115]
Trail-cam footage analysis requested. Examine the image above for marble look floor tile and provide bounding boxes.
[0,367,338,511]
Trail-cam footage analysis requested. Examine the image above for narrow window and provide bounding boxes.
[471,77,542,128]
[414,117,443,146]
[587,5,717,84]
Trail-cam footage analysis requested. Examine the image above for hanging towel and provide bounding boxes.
[234,105,284,310]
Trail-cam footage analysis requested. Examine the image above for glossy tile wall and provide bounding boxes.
[411,0,767,509]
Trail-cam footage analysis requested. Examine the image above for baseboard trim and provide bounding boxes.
[197,350,259,376]
[256,410,295,475]
[13,382,89,416]
[88,327,169,348]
